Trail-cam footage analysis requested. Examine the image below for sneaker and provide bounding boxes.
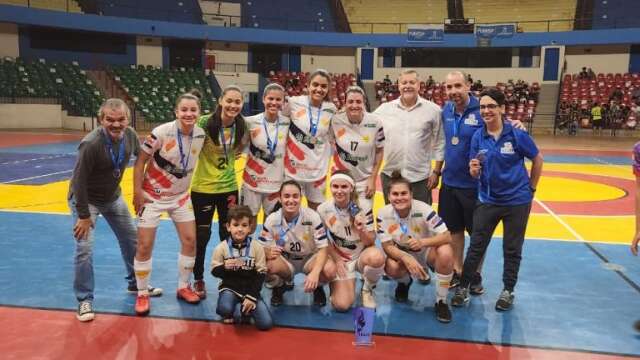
[176,285,201,304]
[313,286,327,306]
[76,301,95,322]
[394,278,413,303]
[417,268,431,285]
[449,271,460,289]
[271,285,285,306]
[127,284,164,297]
[451,286,470,307]
[135,295,150,316]
[361,285,376,309]
[382,274,390,281]
[495,289,514,311]
[194,280,206,299]
[434,300,452,323]
[284,280,294,292]
[470,272,485,295]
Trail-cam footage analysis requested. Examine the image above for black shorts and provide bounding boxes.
[592,119,602,129]
[438,184,477,233]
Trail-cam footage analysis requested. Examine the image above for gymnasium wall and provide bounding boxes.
[564,45,631,74]
[0,22,19,59]
[0,104,62,128]
[301,47,356,74]
[136,36,163,67]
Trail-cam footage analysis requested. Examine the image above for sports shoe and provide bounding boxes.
[449,271,460,289]
[194,280,206,299]
[284,280,294,292]
[135,295,150,316]
[176,285,201,304]
[394,278,413,303]
[451,286,470,307]
[495,289,514,311]
[361,285,376,309]
[271,285,285,306]
[434,300,452,323]
[127,284,164,297]
[418,268,431,285]
[313,286,327,306]
[470,272,485,295]
[76,301,95,322]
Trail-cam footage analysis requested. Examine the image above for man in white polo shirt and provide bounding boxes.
[374,69,445,206]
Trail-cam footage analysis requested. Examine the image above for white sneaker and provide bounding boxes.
[361,286,376,309]
[76,301,95,322]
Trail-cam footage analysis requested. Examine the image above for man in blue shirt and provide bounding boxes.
[451,88,543,311]
[439,71,484,291]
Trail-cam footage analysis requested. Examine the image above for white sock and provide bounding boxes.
[362,264,385,290]
[435,272,453,302]
[134,258,152,296]
[398,274,411,285]
[178,253,195,289]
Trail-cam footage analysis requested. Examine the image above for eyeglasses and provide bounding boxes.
[479,104,500,110]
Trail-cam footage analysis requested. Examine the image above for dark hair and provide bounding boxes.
[389,170,411,192]
[227,205,253,223]
[205,85,245,149]
[279,179,302,194]
[479,88,506,106]
[307,69,332,102]
[175,89,202,109]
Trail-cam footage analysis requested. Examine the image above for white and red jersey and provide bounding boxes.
[316,199,374,262]
[376,200,448,251]
[331,111,384,182]
[141,120,205,202]
[242,113,290,193]
[284,95,336,182]
[258,207,328,258]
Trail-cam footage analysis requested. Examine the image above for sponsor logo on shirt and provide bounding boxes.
[500,142,515,154]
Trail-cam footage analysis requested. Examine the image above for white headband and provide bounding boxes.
[330,173,355,187]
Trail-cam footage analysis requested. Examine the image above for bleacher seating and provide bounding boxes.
[375,77,540,123]
[0,57,103,116]
[464,0,576,32]
[243,0,337,31]
[112,65,216,123]
[0,0,82,13]
[341,0,446,33]
[97,0,202,24]
[268,71,357,110]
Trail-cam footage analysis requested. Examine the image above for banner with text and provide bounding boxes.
[475,23,516,38]
[407,24,444,43]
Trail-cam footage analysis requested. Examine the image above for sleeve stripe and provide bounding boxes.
[366,220,374,225]
[435,220,444,228]
[318,235,328,241]
[426,211,436,221]
[315,224,324,230]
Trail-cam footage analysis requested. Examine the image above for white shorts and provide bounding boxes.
[280,252,318,276]
[240,185,280,216]
[137,194,195,228]
[285,175,326,204]
[354,180,373,214]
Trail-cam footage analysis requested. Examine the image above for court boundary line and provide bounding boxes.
[535,197,640,294]
[0,304,637,358]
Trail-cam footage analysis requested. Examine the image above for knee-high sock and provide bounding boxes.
[362,264,385,290]
[435,272,453,302]
[134,258,152,296]
[178,253,195,289]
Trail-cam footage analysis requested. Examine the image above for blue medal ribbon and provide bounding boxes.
[278,212,300,248]
[102,128,125,178]
[176,126,192,175]
[393,209,409,237]
[262,114,279,161]
[307,102,322,137]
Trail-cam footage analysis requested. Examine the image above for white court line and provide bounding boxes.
[2,170,73,184]
[0,153,75,166]
[534,197,584,242]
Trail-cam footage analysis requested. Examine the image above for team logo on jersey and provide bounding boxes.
[336,128,347,138]
[321,118,330,126]
[250,128,261,139]
[465,114,479,126]
[364,123,376,128]
[500,142,515,154]
[411,213,422,218]
[164,139,176,152]
[362,135,370,143]
[328,215,337,227]
[295,108,306,118]
[388,223,399,234]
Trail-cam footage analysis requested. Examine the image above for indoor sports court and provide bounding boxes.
[0,130,637,359]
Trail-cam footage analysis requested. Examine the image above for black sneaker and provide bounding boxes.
[470,272,485,295]
[434,300,452,323]
[449,271,460,290]
[417,268,431,285]
[284,280,294,292]
[127,284,164,297]
[313,286,327,306]
[451,286,470,307]
[394,278,413,303]
[271,286,285,306]
[495,289,514,311]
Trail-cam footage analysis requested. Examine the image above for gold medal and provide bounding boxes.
[451,136,459,145]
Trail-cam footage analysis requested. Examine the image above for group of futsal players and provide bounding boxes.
[69,68,543,330]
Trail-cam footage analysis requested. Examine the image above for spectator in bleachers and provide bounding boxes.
[471,79,483,92]
[587,68,596,80]
[579,67,589,80]
[426,75,436,88]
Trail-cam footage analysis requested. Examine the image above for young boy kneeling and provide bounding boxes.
[211,206,273,330]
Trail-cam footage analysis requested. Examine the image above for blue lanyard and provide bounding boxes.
[278,212,300,247]
[262,114,279,158]
[307,102,322,137]
[176,126,192,173]
[227,236,251,258]
[334,201,360,220]
[219,124,235,161]
[452,112,463,139]
[393,209,409,236]
[102,128,125,177]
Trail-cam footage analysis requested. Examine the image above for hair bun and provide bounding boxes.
[390,170,403,180]
[188,88,202,100]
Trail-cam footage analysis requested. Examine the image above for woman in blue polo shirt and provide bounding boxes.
[451,88,543,311]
